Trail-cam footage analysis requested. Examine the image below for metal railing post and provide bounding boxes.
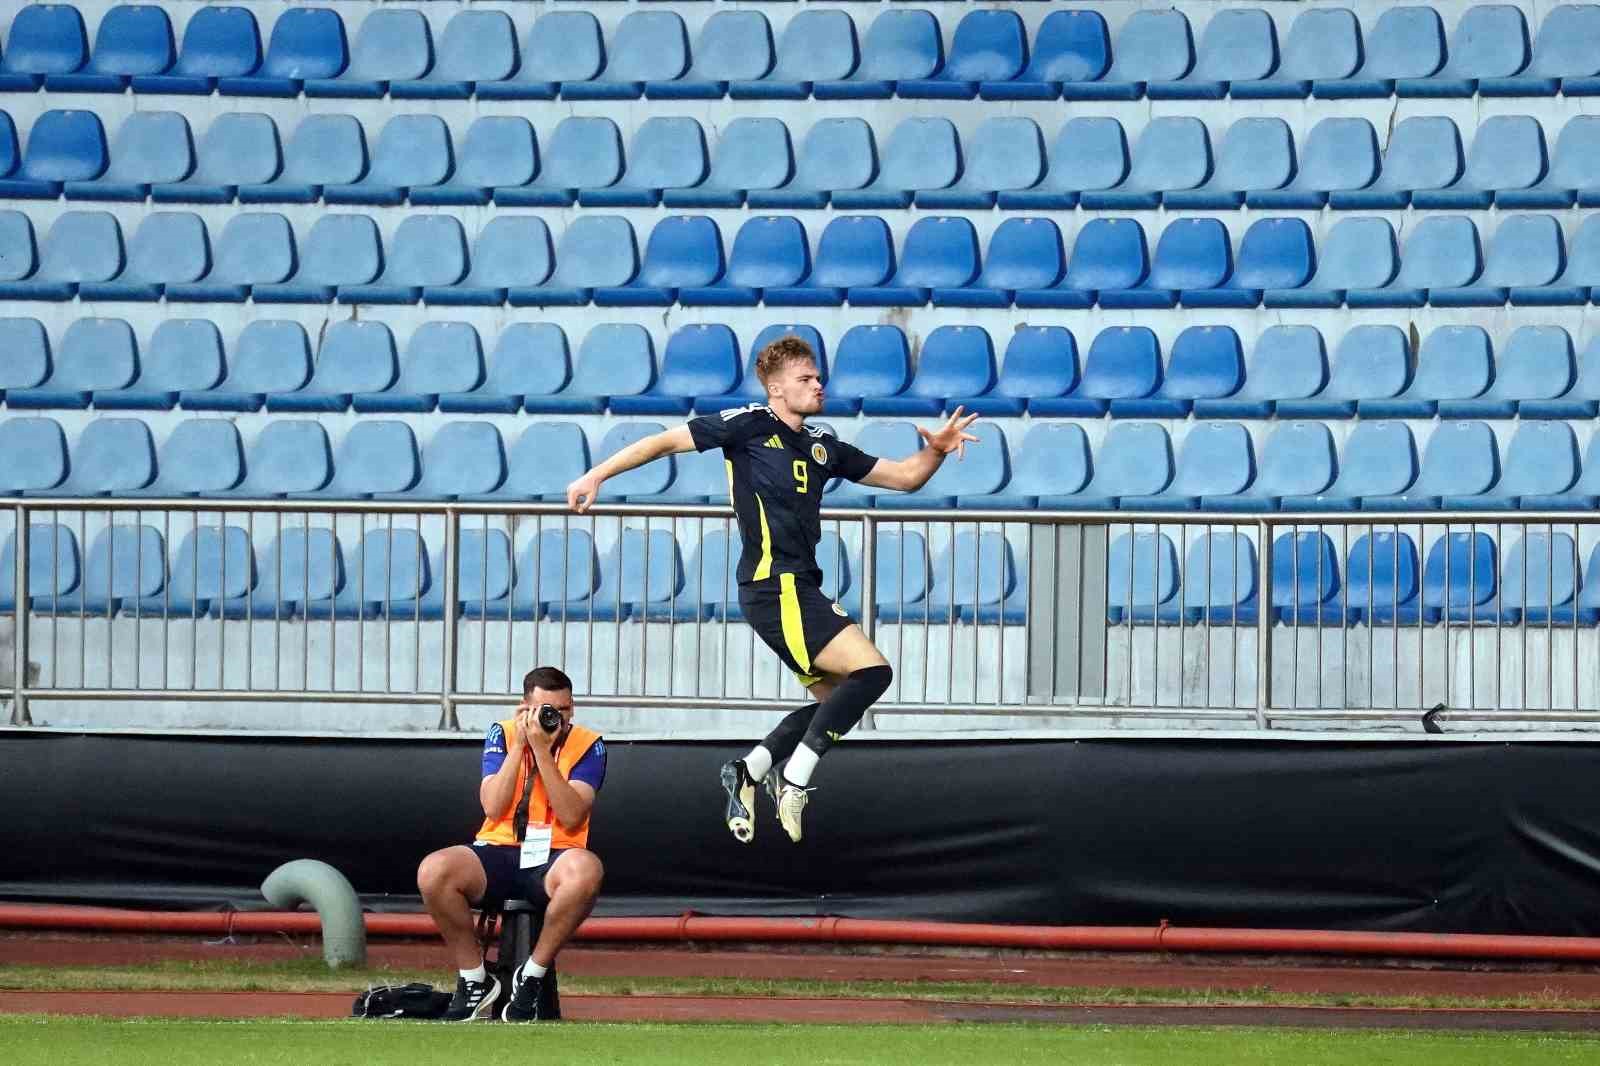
[10,504,28,725]
[857,513,878,730]
[1255,518,1273,730]
[438,509,460,731]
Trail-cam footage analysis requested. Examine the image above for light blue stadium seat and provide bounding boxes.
[984,423,1090,509]
[918,118,1045,210]
[1032,325,1159,418]
[1578,545,1600,622]
[814,9,940,100]
[226,420,332,498]
[1320,7,1442,98]
[324,114,450,206]
[250,214,377,305]
[463,422,590,504]
[1277,324,1409,419]
[634,444,728,507]
[1233,7,1361,99]
[0,213,38,292]
[675,529,741,622]
[212,527,344,620]
[593,215,720,308]
[850,216,977,307]
[298,529,420,622]
[734,9,857,100]
[1116,326,1243,419]
[582,117,707,208]
[833,117,960,210]
[765,214,890,306]
[438,323,565,416]
[1422,532,1498,625]
[78,210,207,302]
[1330,116,1462,210]
[45,4,172,93]
[64,111,191,201]
[129,418,244,497]
[657,11,772,100]
[586,529,683,623]
[1500,116,1600,209]
[506,529,599,623]
[1184,217,1312,309]
[935,216,1062,309]
[478,11,601,102]
[1074,422,1172,511]
[1147,8,1275,101]
[1436,214,1566,307]
[8,317,134,410]
[267,320,395,413]
[984,9,1108,100]
[1344,532,1421,626]
[1015,217,1147,309]
[947,325,1075,418]
[0,110,107,200]
[0,523,80,613]
[1361,325,1490,419]
[151,112,278,204]
[1195,326,1327,420]
[681,214,808,307]
[0,4,88,89]
[1533,214,1600,305]
[694,323,827,413]
[426,216,551,308]
[747,118,874,210]
[1491,422,1582,510]
[1171,533,1258,626]
[1165,118,1294,210]
[1106,532,1181,626]
[864,325,994,417]
[0,209,121,302]
[353,322,484,415]
[75,525,164,616]
[1363,421,1500,512]
[665,117,792,209]
[511,215,636,307]
[391,10,514,100]
[1400,5,1530,98]
[526,323,652,414]
[924,532,1025,625]
[819,325,908,416]
[179,320,309,414]
[236,114,363,205]
[1270,532,1343,626]
[133,5,260,95]
[1499,533,1593,625]
[1266,217,1397,309]
[1249,118,1379,210]
[1348,215,1481,309]
[375,422,504,502]
[339,215,466,306]
[166,212,289,302]
[1520,332,1600,420]
[1064,9,1192,101]
[95,319,221,411]
[293,422,418,500]
[564,11,689,102]
[218,6,347,98]
[826,421,920,506]
[882,421,1009,510]
[1210,421,1336,513]
[0,114,16,179]
[1119,421,1254,511]
[1280,422,1417,512]
[409,116,534,208]
[997,116,1125,212]
[0,417,66,494]
[304,8,429,99]
[1080,116,1211,211]
[1490,4,1600,96]
[612,323,739,416]
[1441,324,1575,420]
[1414,116,1544,210]
[900,9,1026,100]
[44,417,153,498]
[864,530,931,624]
[594,422,672,500]
[1100,217,1232,310]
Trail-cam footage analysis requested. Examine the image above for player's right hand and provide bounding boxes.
[566,472,602,514]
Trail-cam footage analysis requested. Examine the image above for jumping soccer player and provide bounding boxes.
[566,335,979,843]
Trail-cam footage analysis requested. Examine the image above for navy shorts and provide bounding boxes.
[739,572,854,688]
[470,843,569,909]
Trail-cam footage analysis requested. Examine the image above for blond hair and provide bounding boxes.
[755,335,817,387]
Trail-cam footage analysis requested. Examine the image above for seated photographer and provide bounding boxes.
[417,666,606,1022]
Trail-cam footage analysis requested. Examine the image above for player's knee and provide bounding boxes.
[852,663,893,703]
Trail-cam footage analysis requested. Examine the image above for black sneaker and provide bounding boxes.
[443,973,501,1022]
[720,759,757,844]
[501,968,545,1022]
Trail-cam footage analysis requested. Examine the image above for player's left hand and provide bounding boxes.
[919,407,981,459]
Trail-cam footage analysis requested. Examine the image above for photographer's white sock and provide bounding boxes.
[460,964,487,984]
[522,959,549,980]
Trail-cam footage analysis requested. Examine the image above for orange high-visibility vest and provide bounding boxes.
[475,722,602,850]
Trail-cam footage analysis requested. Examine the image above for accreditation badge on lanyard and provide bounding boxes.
[520,824,553,869]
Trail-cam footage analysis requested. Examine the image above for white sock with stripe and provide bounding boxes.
[743,746,774,781]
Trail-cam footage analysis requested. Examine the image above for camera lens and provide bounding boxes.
[538,704,563,732]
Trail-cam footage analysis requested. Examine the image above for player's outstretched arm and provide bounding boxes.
[859,408,981,493]
[566,425,697,513]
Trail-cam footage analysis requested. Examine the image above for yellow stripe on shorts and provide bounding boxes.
[778,572,812,675]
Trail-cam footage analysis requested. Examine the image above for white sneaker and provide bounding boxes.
[775,779,812,843]
[720,760,757,844]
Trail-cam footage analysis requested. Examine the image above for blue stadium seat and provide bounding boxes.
[1500,116,1600,209]
[1015,217,1147,308]
[166,211,291,302]
[128,418,244,497]
[814,9,940,100]
[1578,544,1600,623]
[0,212,38,293]
[236,114,363,204]
[564,11,689,102]
[1400,5,1530,98]
[179,320,310,413]
[997,116,1125,212]
[1348,214,1481,309]
[1414,115,1544,209]
[949,325,1076,417]
[1032,325,1160,418]
[1148,8,1275,101]
[323,114,451,206]
[1422,532,1498,625]
[64,111,192,201]
[611,323,739,416]
[1436,214,1566,307]
[1499,533,1592,625]
[1330,116,1463,210]
[462,422,589,504]
[1064,9,1192,101]
[924,532,1025,624]
[681,214,809,307]
[339,215,466,306]
[267,320,396,413]
[984,423,1090,509]
[1321,6,1444,98]
[590,529,685,624]
[1106,532,1181,625]
[935,216,1063,309]
[1277,324,1409,419]
[1193,326,1328,421]
[510,215,637,307]
[1266,217,1397,309]
[1270,532,1343,626]
[1101,217,1232,310]
[833,117,960,209]
[218,6,347,98]
[1119,421,1253,511]
[0,113,15,178]
[376,422,504,502]
[0,109,107,199]
[900,9,1026,99]
[850,216,978,307]
[252,214,379,305]
[765,214,890,306]
[1116,325,1244,419]
[77,210,207,302]
[505,529,599,623]
[820,325,909,416]
[861,529,930,623]
[733,9,857,100]
[826,421,921,507]
[525,323,653,414]
[674,529,740,622]
[1210,421,1335,513]
[1343,532,1422,626]
[0,210,123,302]
[293,421,418,500]
[44,4,172,92]
[697,323,827,413]
[657,10,772,100]
[303,528,424,621]
[442,323,568,416]
[391,10,514,100]
[1363,421,1500,512]
[213,528,343,620]
[1173,532,1259,626]
[876,418,1008,508]
[1534,214,1600,305]
[593,215,721,308]
[409,116,534,208]
[0,417,66,494]
[634,444,728,507]
[918,117,1046,210]
[1183,217,1312,309]
[1248,118,1378,209]
[151,112,279,204]
[133,5,260,96]
[1280,422,1417,512]
[1080,116,1211,211]
[95,318,222,410]
[0,4,88,88]
[581,117,708,208]
[0,523,79,613]
[1490,422,1582,510]
[864,325,994,417]
[479,11,601,102]
[1489,4,1600,96]
[1165,118,1294,210]
[1073,422,1171,510]
[747,118,874,210]
[984,9,1108,100]
[1520,331,1599,420]
[76,525,165,616]
[592,423,673,500]
[1362,325,1491,419]
[304,8,428,99]
[353,322,484,414]
[665,117,792,209]
[7,317,134,409]
[227,420,332,498]
[427,216,552,308]
[1440,324,1575,419]
[1233,7,1361,99]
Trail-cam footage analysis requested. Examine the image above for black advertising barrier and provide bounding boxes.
[4,731,1600,935]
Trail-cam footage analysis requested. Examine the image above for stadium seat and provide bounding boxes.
[304,8,429,98]
[0,212,38,291]
[95,318,222,410]
[665,117,792,209]
[0,417,66,494]
[918,117,1046,210]
[1183,217,1312,309]
[1100,217,1232,310]
[1080,116,1211,211]
[427,216,552,308]
[177,321,308,413]
[1411,116,1544,210]
[1347,214,1481,308]
[1209,421,1336,513]
[935,216,1063,308]
[1016,217,1148,309]
[294,421,419,500]
[391,10,515,100]
[833,117,960,209]
[1329,116,1463,210]
[7,317,135,410]
[859,529,930,623]
[1422,532,1498,625]
[1490,422,1582,510]
[1193,325,1327,420]
[1321,6,1445,98]
[1270,532,1344,626]
[353,322,484,415]
[1434,325,1571,420]
[1364,420,1500,512]
[77,210,207,302]
[525,323,652,415]
[376,422,504,502]
[1032,325,1160,418]
[1361,325,1491,419]
[1500,533,1592,625]
[128,418,244,497]
[1500,116,1600,208]
[462,422,590,505]
[236,114,364,204]
[1165,118,1295,210]
[1249,118,1379,209]
[0,524,80,613]
[1280,422,1417,511]
[733,9,857,100]
[656,11,772,99]
[863,325,995,418]
[165,211,290,302]
[226,420,332,498]
[511,215,637,307]
[304,528,426,621]
[1492,4,1600,96]
[478,11,601,102]
[243,214,372,304]
[0,210,123,301]
[1520,332,1600,420]
[1234,7,1362,99]
[564,11,689,102]
[900,9,1026,99]
[997,116,1126,212]
[850,215,978,307]
[1063,9,1193,100]
[213,528,344,620]
[747,118,874,210]
[76,524,165,616]
[946,325,1076,418]
[1106,532,1181,625]
[593,423,672,501]
[133,5,260,95]
[1148,7,1275,101]
[586,529,683,623]
[1266,217,1398,309]
[984,423,1090,509]
[697,323,827,413]
[592,215,721,308]
[814,9,941,100]
[43,4,172,93]
[1437,215,1566,307]
[0,110,108,199]
[924,532,1025,625]
[320,114,450,206]
[218,6,347,98]
[438,324,564,415]
[881,421,1009,509]
[1399,5,1529,97]
[674,529,741,622]
[1076,422,1173,510]
[765,214,891,306]
[0,4,89,88]
[1344,532,1422,626]
[64,110,191,201]
[826,421,921,506]
[1171,533,1259,626]
[1119,422,1254,511]
[633,445,728,507]
[680,215,806,307]
[1115,326,1244,419]
[337,215,465,305]
[408,116,535,208]
[581,117,708,208]
[267,320,396,413]
[505,529,599,622]
[820,325,910,416]
[1277,325,1409,419]
[150,112,279,204]
[611,323,740,416]
[983,9,1109,100]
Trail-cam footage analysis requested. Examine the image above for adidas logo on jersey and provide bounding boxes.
[764,435,784,449]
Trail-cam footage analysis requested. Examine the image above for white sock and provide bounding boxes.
[742,745,774,781]
[784,746,820,787]
[522,959,549,980]
[460,964,487,984]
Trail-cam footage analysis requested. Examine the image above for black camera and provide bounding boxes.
[536,703,564,733]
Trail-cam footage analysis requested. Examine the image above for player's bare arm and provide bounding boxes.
[566,425,698,513]
[860,408,982,493]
